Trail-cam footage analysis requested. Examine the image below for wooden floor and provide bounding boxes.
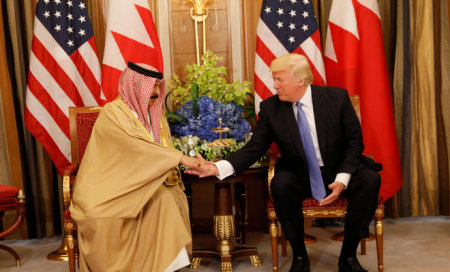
[1,216,449,272]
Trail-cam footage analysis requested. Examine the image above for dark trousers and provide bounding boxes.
[270,167,381,240]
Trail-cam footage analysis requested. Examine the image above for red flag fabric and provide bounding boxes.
[324,0,402,200]
[101,0,163,102]
[254,0,326,113]
[25,0,104,175]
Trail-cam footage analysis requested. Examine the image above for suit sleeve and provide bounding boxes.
[338,91,364,174]
[226,102,275,174]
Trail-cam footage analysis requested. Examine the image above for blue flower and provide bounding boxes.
[170,96,251,142]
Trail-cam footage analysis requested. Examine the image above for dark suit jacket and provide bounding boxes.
[227,85,364,185]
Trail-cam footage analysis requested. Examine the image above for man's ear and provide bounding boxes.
[298,78,306,87]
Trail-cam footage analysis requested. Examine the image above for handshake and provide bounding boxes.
[180,154,219,177]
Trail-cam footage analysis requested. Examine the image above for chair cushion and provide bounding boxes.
[0,197,17,205]
[0,185,19,198]
[302,197,348,208]
[0,202,19,212]
[268,197,349,209]
[0,186,19,212]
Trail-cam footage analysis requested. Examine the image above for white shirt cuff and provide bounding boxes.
[335,173,351,189]
[214,160,235,180]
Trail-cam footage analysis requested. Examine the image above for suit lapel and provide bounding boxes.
[311,85,327,162]
[281,100,307,162]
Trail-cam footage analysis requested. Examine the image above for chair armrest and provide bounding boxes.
[268,156,277,200]
[63,166,78,210]
[0,190,26,238]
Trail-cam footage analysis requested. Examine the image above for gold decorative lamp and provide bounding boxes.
[185,0,212,65]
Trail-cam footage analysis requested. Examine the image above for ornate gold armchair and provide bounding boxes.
[63,106,101,272]
[0,185,26,266]
[266,96,384,272]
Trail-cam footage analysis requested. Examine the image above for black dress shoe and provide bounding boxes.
[338,257,368,272]
[289,256,310,272]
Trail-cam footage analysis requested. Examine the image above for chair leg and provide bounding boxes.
[0,244,21,266]
[67,233,76,272]
[375,208,384,272]
[65,221,77,272]
[269,210,279,272]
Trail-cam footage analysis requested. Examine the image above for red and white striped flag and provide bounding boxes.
[25,0,104,174]
[101,0,163,101]
[324,0,402,200]
[254,0,326,113]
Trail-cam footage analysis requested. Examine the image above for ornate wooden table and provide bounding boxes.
[183,168,264,272]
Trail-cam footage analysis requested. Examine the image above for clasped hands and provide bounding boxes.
[180,154,219,177]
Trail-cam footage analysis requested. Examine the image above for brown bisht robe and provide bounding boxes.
[70,97,191,272]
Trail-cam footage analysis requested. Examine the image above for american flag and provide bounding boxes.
[25,0,104,174]
[254,0,326,113]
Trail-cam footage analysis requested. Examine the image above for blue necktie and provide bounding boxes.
[296,102,326,201]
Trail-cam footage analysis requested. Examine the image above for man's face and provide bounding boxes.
[148,81,161,109]
[272,69,306,103]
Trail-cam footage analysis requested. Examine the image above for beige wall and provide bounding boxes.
[162,0,231,81]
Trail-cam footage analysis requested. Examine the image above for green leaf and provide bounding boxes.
[166,112,188,122]
[191,83,199,117]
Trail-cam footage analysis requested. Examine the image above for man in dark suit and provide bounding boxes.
[187,53,381,272]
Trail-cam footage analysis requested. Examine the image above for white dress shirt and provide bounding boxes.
[215,85,351,188]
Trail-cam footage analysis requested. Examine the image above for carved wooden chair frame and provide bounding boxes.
[63,106,102,272]
[0,187,26,266]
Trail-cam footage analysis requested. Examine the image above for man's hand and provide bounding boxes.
[318,181,345,206]
[183,154,219,177]
[180,155,201,168]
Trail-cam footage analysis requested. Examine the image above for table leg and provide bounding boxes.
[190,183,261,271]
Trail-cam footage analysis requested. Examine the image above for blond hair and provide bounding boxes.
[269,53,313,84]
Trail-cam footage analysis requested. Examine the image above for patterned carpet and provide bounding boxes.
[1,216,449,272]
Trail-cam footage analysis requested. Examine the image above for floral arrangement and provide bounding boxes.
[166,51,255,161]
[171,135,248,162]
[170,96,250,142]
